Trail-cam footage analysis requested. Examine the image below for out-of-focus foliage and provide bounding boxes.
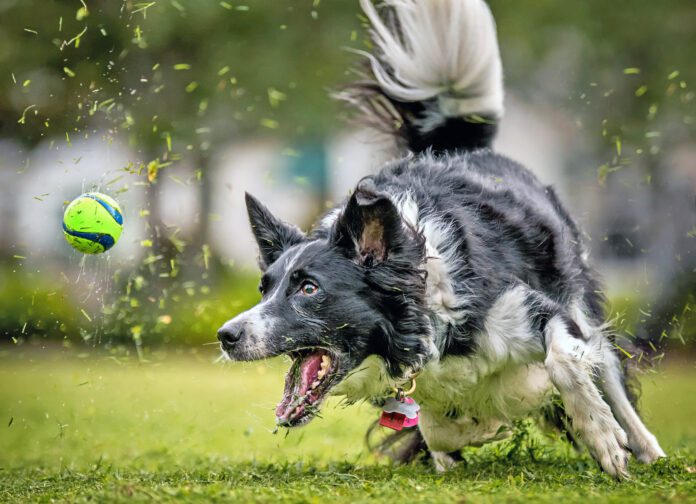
[489,0,695,174]
[102,262,261,349]
[0,0,361,149]
[0,262,260,349]
[2,1,693,151]
[0,266,81,342]
[494,1,695,116]
[610,292,696,358]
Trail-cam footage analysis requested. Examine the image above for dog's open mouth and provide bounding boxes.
[276,348,338,427]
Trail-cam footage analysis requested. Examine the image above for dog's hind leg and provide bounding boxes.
[597,347,666,463]
[543,316,630,478]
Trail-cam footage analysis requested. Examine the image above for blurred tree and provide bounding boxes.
[3,0,692,243]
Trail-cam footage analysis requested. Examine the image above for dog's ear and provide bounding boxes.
[245,193,305,270]
[332,178,405,267]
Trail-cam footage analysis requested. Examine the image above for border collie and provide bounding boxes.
[217,0,665,478]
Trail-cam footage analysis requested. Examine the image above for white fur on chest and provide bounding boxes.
[335,353,551,419]
[333,285,554,447]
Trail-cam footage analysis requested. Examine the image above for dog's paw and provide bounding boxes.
[585,420,630,479]
[630,432,666,464]
[431,451,457,473]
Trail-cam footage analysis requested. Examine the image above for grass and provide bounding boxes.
[0,350,694,503]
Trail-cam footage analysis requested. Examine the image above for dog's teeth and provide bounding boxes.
[311,380,321,389]
[316,355,331,381]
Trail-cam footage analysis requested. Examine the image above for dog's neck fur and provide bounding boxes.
[391,191,468,331]
[330,188,473,399]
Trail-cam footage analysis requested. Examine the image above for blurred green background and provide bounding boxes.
[0,1,694,500]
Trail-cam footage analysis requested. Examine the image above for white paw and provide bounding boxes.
[431,451,457,473]
[631,433,666,464]
[583,420,630,479]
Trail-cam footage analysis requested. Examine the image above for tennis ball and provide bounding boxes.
[62,192,124,254]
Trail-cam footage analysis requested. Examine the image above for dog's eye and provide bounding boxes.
[258,283,265,295]
[300,281,319,296]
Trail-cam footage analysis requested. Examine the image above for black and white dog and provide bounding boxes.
[217,0,665,478]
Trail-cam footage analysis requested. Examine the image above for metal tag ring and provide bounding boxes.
[391,377,417,397]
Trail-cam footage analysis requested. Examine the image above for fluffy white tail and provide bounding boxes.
[341,0,504,153]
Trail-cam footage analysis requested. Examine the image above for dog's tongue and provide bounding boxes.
[295,352,323,395]
[275,351,325,420]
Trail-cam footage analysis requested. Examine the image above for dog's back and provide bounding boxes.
[368,152,603,341]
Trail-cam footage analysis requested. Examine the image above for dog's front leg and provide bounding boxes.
[418,409,510,472]
[417,411,465,472]
[544,316,630,478]
[430,451,458,473]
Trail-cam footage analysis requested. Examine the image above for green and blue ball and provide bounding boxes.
[62,192,124,254]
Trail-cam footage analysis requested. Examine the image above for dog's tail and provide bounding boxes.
[340,0,504,154]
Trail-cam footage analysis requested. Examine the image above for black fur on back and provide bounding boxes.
[338,80,499,155]
[356,150,606,353]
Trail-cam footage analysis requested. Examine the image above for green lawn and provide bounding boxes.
[0,351,694,503]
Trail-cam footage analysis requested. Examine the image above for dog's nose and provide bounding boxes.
[217,324,244,350]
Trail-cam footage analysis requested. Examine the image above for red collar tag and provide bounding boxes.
[379,395,420,431]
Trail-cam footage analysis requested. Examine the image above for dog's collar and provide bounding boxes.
[389,373,418,398]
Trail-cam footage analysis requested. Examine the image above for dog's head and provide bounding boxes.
[217,179,432,427]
